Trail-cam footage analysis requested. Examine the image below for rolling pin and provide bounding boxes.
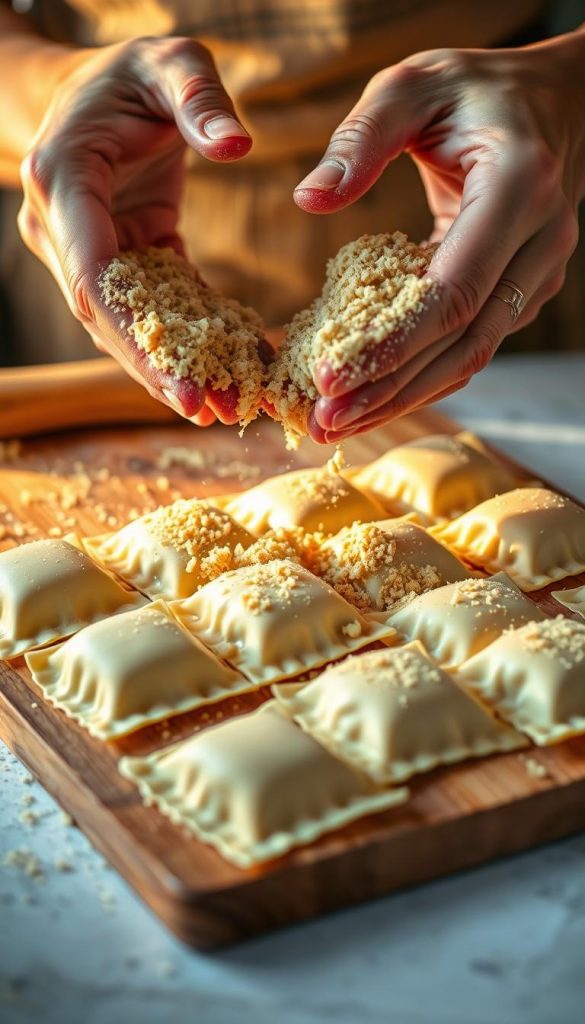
[0,358,178,438]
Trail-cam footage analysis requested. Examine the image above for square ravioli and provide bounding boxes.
[552,584,585,619]
[431,488,585,591]
[169,558,391,684]
[0,537,145,661]
[456,617,585,744]
[311,518,471,614]
[119,702,408,867]
[273,642,525,784]
[25,600,252,740]
[353,431,516,521]
[84,499,254,601]
[387,573,546,668]
[224,464,386,537]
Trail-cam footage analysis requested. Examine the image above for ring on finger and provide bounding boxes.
[491,278,526,323]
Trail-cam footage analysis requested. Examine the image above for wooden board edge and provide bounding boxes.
[3,667,585,949]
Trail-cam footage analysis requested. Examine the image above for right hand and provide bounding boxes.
[18,36,253,426]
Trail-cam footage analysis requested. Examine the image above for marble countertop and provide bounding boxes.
[1,354,585,1024]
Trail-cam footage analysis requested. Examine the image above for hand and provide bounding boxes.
[18,36,253,426]
[294,30,585,443]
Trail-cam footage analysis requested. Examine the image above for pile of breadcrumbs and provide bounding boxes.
[99,233,436,446]
[99,247,266,427]
[265,232,437,446]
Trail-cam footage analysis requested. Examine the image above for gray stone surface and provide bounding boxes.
[1,354,584,1024]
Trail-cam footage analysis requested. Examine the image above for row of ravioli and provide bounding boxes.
[23,571,585,868]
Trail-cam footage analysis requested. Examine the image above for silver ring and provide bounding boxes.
[492,278,526,323]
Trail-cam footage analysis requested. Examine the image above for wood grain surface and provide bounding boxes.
[1,408,584,949]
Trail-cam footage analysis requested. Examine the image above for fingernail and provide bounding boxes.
[331,411,355,431]
[162,388,186,415]
[296,159,345,191]
[203,116,250,140]
[331,399,369,431]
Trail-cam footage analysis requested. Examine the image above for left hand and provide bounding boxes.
[294,29,585,443]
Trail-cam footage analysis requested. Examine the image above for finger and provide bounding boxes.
[148,38,252,162]
[311,376,471,445]
[313,330,459,431]
[190,405,217,427]
[319,293,519,441]
[205,383,240,425]
[315,198,575,400]
[19,173,206,418]
[294,62,433,213]
[508,269,567,333]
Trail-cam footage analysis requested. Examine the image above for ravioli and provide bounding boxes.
[273,642,525,784]
[388,573,546,668]
[311,517,471,614]
[353,432,516,521]
[551,584,585,620]
[225,464,386,537]
[25,600,252,740]
[456,617,585,744]
[169,558,391,684]
[0,537,145,661]
[431,488,585,591]
[84,499,254,600]
[119,701,408,868]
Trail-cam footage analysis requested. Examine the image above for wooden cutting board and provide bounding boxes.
[1,408,585,949]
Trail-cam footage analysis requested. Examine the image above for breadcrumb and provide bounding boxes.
[266,232,437,446]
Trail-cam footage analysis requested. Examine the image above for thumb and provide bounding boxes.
[151,37,252,162]
[294,61,434,213]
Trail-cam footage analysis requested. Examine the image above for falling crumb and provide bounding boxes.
[99,247,267,427]
[265,232,437,446]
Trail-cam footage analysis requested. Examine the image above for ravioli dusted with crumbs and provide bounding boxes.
[225,462,386,537]
[119,702,408,868]
[431,488,585,591]
[388,574,546,668]
[170,559,391,684]
[311,518,470,614]
[26,601,253,740]
[273,642,525,784]
[354,432,516,521]
[0,537,145,661]
[84,499,254,601]
[456,617,585,745]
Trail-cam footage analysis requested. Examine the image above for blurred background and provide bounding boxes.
[0,0,583,367]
